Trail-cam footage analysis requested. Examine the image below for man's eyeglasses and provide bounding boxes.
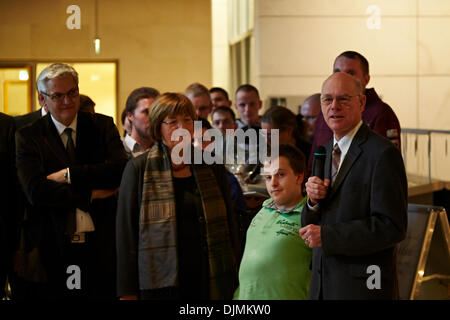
[162,117,194,128]
[321,94,360,107]
[41,87,79,102]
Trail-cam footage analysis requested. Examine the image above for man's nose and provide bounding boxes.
[270,176,278,187]
[63,94,72,104]
[330,98,341,110]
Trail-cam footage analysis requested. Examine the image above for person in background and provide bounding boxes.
[300,72,407,300]
[121,108,132,138]
[234,84,262,130]
[210,87,232,110]
[122,87,159,158]
[299,93,321,143]
[0,113,19,300]
[234,144,311,300]
[196,116,248,247]
[79,94,95,114]
[261,106,311,161]
[116,92,242,300]
[211,106,238,134]
[185,82,212,120]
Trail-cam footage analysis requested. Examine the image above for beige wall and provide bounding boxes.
[254,0,450,131]
[0,0,212,130]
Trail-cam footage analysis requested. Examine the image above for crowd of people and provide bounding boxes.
[0,50,407,300]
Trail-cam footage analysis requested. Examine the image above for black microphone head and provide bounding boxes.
[314,146,326,159]
[313,145,326,179]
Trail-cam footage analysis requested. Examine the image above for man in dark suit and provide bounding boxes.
[0,112,18,299]
[299,72,407,300]
[15,63,127,299]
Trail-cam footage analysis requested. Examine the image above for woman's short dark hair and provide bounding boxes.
[148,92,197,141]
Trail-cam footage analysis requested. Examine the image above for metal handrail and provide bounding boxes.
[401,128,450,183]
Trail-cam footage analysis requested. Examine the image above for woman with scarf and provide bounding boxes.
[116,92,242,300]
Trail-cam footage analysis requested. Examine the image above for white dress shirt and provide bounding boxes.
[308,120,363,211]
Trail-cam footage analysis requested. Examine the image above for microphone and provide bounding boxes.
[312,146,326,180]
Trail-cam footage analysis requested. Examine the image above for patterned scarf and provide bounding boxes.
[138,142,237,299]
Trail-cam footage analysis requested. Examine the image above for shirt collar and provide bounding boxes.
[124,134,142,153]
[51,113,77,136]
[263,197,307,214]
[333,120,363,156]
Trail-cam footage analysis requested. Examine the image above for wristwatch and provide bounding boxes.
[64,168,69,184]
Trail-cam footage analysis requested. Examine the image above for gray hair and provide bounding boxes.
[37,63,79,93]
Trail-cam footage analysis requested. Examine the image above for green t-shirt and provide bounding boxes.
[234,197,312,300]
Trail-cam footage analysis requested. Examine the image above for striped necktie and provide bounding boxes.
[331,143,341,185]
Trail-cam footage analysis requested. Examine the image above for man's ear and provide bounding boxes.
[297,172,305,185]
[126,111,134,122]
[38,93,47,109]
[364,74,370,87]
[359,94,367,113]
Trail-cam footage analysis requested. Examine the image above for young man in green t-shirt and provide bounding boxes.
[234,143,312,300]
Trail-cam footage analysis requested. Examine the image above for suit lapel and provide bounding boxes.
[327,124,369,199]
[75,112,94,164]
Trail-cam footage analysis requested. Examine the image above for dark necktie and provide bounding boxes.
[64,127,76,164]
[331,143,341,185]
[63,128,77,235]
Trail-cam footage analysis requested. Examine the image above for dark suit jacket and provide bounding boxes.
[14,108,43,130]
[0,113,18,297]
[15,111,128,296]
[116,150,242,298]
[301,123,407,300]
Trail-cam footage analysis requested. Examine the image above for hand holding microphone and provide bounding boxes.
[306,146,330,205]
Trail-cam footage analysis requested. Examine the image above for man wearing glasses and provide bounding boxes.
[15,63,127,299]
[308,51,401,174]
[299,72,407,299]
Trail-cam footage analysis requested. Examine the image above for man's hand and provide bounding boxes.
[46,169,66,183]
[305,176,330,205]
[91,188,119,200]
[299,224,322,248]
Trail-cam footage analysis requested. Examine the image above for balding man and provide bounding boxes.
[299,72,407,300]
[300,93,321,143]
[185,83,212,120]
[309,51,401,173]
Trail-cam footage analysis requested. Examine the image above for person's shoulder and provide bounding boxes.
[129,150,148,167]
[17,113,48,136]
[122,151,148,179]
[365,88,398,115]
[0,112,15,129]
[0,112,13,122]
[81,111,113,124]
[364,125,400,154]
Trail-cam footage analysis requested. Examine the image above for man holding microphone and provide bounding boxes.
[299,72,407,300]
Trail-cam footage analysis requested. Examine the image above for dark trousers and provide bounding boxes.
[11,234,116,300]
